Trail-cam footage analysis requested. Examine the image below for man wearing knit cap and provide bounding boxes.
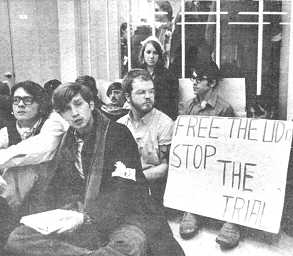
[101,82,129,121]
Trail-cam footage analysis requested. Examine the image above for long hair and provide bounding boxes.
[52,82,93,113]
[11,80,50,119]
[138,40,165,70]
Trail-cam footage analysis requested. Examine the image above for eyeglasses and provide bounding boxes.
[110,90,123,95]
[190,75,208,84]
[13,96,34,105]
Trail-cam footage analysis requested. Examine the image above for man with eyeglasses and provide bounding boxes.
[13,95,34,105]
[179,62,239,250]
[179,61,234,117]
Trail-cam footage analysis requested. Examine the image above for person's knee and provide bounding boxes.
[5,226,32,254]
[5,230,21,253]
[108,224,147,256]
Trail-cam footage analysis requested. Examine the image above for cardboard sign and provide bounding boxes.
[164,115,293,233]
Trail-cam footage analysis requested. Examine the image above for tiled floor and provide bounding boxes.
[168,215,293,256]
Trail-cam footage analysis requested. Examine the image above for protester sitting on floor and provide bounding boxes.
[101,82,129,121]
[179,62,239,249]
[0,81,13,129]
[0,81,58,248]
[118,69,174,205]
[0,83,69,172]
[5,82,185,256]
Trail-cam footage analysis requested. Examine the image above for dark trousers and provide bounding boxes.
[5,224,147,256]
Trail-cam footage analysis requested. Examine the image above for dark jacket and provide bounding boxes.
[48,111,184,256]
[153,67,179,120]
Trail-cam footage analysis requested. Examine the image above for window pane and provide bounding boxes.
[120,0,292,119]
[171,0,216,78]
[220,0,259,108]
[261,0,290,118]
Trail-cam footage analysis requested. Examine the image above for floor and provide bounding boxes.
[1,213,292,255]
[168,214,293,256]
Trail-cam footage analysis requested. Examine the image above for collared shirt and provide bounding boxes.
[71,117,96,180]
[179,91,234,117]
[118,108,174,170]
[16,119,43,140]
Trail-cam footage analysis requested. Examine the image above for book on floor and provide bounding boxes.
[20,209,83,235]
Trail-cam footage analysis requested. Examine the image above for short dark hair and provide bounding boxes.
[75,75,98,96]
[11,80,50,118]
[191,61,221,86]
[122,69,153,95]
[156,0,173,21]
[138,40,165,68]
[52,82,93,113]
[44,79,61,98]
[106,82,123,97]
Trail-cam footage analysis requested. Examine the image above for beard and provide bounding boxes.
[130,99,154,116]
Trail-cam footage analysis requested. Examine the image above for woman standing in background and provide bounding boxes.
[138,36,179,120]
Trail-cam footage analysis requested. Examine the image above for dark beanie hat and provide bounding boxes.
[106,82,123,97]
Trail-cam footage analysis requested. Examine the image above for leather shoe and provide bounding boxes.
[179,212,200,239]
[216,222,240,249]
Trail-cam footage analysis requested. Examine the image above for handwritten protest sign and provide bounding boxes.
[164,115,293,233]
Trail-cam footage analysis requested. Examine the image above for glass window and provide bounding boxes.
[119,0,291,119]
